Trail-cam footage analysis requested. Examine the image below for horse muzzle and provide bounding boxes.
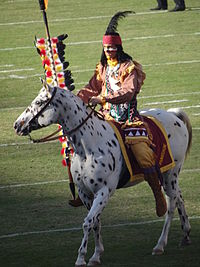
[13,119,31,136]
[14,114,43,136]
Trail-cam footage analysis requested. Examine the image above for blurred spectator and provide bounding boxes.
[151,0,186,12]
[151,0,168,10]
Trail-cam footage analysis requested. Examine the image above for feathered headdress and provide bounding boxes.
[103,11,133,45]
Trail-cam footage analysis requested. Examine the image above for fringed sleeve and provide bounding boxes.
[77,63,103,104]
[132,60,146,93]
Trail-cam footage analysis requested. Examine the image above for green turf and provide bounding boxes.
[0,0,200,266]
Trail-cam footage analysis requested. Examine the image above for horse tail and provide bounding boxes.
[167,108,192,158]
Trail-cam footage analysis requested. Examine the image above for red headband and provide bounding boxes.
[102,35,122,45]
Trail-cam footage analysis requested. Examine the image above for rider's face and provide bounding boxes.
[103,45,117,59]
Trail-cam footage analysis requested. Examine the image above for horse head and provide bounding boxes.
[14,80,58,136]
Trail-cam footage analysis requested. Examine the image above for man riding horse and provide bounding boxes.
[69,11,167,217]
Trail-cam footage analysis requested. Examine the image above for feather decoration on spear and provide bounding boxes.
[36,0,76,200]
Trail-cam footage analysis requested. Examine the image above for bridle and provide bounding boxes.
[29,106,96,143]
[28,86,58,129]
[28,87,104,143]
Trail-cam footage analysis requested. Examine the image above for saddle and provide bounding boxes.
[107,116,175,188]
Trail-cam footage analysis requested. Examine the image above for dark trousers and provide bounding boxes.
[157,0,185,9]
[157,0,167,9]
[174,0,186,7]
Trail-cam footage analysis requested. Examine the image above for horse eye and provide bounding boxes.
[36,100,40,105]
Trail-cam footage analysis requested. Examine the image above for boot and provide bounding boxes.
[145,173,167,217]
[68,196,83,207]
[150,6,162,10]
[169,5,185,11]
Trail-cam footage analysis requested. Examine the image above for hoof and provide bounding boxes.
[75,265,86,267]
[87,260,101,266]
[87,261,101,267]
[152,248,164,255]
[179,236,192,247]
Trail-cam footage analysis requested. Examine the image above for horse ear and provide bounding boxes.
[40,78,48,89]
[40,78,51,92]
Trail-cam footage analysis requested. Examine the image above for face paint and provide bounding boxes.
[103,46,117,52]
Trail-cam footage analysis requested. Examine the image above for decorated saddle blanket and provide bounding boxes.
[107,116,175,186]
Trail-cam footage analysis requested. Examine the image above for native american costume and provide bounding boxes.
[76,11,167,217]
[33,5,168,216]
[78,60,145,121]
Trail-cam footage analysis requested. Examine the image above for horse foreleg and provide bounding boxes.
[75,186,109,267]
[88,218,104,266]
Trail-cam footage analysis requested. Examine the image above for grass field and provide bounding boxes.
[0,0,200,266]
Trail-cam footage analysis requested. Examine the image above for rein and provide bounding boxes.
[29,103,104,143]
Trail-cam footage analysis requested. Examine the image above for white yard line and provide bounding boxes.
[0,107,27,111]
[1,91,199,112]
[0,68,34,74]
[0,60,199,81]
[143,99,188,106]
[0,11,173,27]
[177,105,200,109]
[144,59,200,67]
[0,125,199,148]
[0,46,33,51]
[1,9,200,27]
[0,215,199,239]
[0,64,14,68]
[0,168,199,190]
[0,179,68,189]
[1,103,199,114]
[139,91,200,99]
[0,142,30,147]
[0,32,200,51]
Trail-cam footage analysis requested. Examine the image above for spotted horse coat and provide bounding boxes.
[14,83,192,267]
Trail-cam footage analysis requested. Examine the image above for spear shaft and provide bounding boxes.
[38,0,58,85]
[38,0,50,37]
[37,0,76,200]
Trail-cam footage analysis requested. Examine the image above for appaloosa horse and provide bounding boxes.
[14,81,192,267]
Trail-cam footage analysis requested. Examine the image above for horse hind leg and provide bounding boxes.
[176,191,191,247]
[153,191,191,256]
[153,164,191,255]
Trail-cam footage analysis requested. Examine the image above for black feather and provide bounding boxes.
[57,34,68,41]
[105,11,134,34]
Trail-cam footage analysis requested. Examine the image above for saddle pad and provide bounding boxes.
[107,116,175,184]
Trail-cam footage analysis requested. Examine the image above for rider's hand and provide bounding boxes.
[90,96,104,106]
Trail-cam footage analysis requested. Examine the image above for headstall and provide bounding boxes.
[28,98,101,143]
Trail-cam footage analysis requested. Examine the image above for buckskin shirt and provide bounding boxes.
[77,60,146,123]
